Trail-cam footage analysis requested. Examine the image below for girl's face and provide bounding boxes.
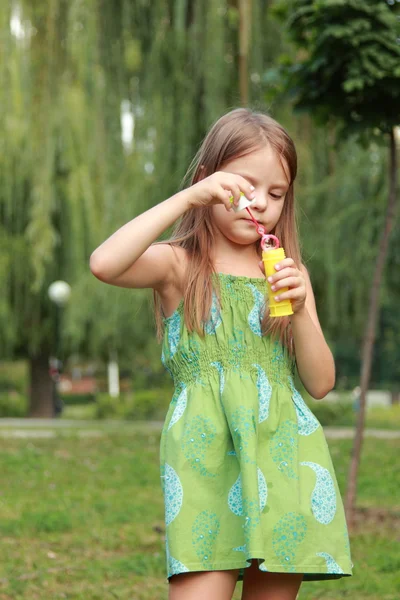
[211,144,290,247]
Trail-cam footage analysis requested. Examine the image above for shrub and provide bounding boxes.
[60,393,96,406]
[366,404,400,430]
[0,392,29,417]
[0,361,28,395]
[94,388,172,421]
[307,399,356,427]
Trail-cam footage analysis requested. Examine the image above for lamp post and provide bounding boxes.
[48,281,71,417]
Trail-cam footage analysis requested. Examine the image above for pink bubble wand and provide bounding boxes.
[244,207,280,251]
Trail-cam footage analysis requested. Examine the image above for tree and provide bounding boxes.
[238,0,252,105]
[273,0,400,529]
[0,0,276,415]
[0,0,150,415]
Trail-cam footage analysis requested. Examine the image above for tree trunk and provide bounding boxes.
[238,0,252,106]
[391,389,400,405]
[345,128,398,530]
[29,352,54,418]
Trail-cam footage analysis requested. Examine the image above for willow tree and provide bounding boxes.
[274,0,400,529]
[1,0,277,415]
[0,0,149,415]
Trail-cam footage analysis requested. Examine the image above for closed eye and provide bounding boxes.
[270,193,283,200]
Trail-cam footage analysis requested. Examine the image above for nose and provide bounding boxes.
[250,192,268,213]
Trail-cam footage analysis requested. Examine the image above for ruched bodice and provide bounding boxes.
[161,273,295,389]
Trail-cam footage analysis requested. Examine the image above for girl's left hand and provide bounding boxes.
[259,257,307,314]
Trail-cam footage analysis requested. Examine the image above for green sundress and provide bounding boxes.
[159,272,353,583]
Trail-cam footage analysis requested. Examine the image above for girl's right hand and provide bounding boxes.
[185,171,256,212]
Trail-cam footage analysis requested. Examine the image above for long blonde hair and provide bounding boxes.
[153,108,301,347]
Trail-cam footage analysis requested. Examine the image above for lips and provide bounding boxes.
[242,218,260,225]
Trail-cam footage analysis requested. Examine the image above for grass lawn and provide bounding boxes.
[0,424,399,599]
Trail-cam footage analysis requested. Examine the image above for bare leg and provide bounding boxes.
[241,560,303,600]
[169,568,240,600]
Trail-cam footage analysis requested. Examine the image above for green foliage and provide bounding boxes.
[0,0,274,367]
[308,398,356,426]
[60,392,96,405]
[0,392,28,417]
[275,0,400,138]
[265,1,400,385]
[366,403,400,430]
[0,360,28,394]
[0,360,29,416]
[1,0,399,389]
[94,388,172,420]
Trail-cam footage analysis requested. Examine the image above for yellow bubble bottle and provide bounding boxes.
[235,207,293,318]
[261,236,293,318]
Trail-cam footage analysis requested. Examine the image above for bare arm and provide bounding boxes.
[290,266,335,399]
[89,172,255,292]
[89,189,193,291]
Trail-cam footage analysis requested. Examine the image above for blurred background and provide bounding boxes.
[0,1,399,599]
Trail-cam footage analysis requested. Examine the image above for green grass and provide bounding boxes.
[0,425,399,599]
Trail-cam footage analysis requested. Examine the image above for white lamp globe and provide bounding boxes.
[48,281,71,307]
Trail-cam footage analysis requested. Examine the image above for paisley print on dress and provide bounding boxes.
[258,561,268,572]
[181,416,217,477]
[253,364,272,423]
[272,512,307,572]
[166,533,189,577]
[269,420,298,479]
[228,469,267,522]
[204,290,222,334]
[288,376,320,436]
[161,347,173,378]
[231,405,257,465]
[192,511,220,568]
[316,552,344,574]
[228,473,243,516]
[257,467,268,512]
[167,312,181,357]
[164,463,183,526]
[168,385,188,430]
[246,283,266,337]
[300,461,337,524]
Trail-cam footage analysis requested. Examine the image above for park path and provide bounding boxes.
[0,419,399,439]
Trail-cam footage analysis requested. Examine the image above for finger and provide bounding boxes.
[232,174,256,200]
[274,288,306,302]
[218,189,234,211]
[271,276,302,291]
[226,192,236,208]
[225,183,241,205]
[267,268,299,284]
[273,258,296,272]
[215,171,256,200]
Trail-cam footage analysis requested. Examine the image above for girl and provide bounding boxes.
[90,108,353,600]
